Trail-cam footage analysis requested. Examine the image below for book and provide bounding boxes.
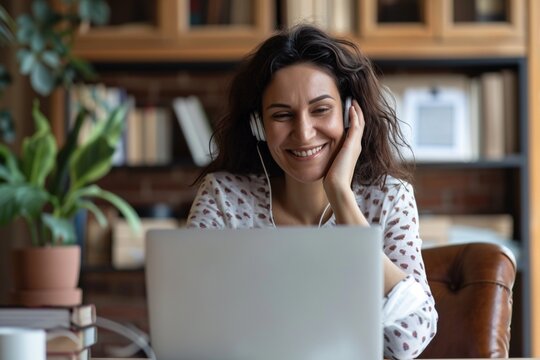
[330,0,353,33]
[468,76,482,160]
[141,107,172,165]
[186,96,216,162]
[501,69,518,155]
[0,304,96,329]
[154,107,173,165]
[47,326,97,352]
[282,0,314,27]
[143,107,158,165]
[47,347,90,360]
[230,0,251,25]
[173,96,214,166]
[480,71,505,159]
[126,107,144,165]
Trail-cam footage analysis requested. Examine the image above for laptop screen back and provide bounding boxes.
[145,226,383,360]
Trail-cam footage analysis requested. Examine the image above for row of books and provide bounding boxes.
[383,70,518,162]
[70,68,519,167]
[69,84,215,167]
[0,304,97,360]
[125,107,172,166]
[190,0,252,26]
[282,0,354,33]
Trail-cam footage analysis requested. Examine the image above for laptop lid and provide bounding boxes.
[145,226,383,360]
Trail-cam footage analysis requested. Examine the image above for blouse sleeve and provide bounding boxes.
[380,182,438,359]
[186,174,227,229]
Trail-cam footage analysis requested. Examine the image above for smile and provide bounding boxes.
[290,145,324,158]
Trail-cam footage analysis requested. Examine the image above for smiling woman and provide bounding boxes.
[186,24,437,359]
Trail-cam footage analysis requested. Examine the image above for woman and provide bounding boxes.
[187,24,437,359]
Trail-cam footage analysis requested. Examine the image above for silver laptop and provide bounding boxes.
[145,226,383,360]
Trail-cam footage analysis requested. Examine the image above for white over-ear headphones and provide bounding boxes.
[249,97,352,142]
[250,112,266,141]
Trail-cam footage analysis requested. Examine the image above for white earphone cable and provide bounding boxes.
[256,144,277,227]
[317,202,332,228]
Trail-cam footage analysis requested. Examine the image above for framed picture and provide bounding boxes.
[400,85,472,162]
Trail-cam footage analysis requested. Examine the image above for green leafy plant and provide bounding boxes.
[0,100,140,246]
[0,1,137,246]
[0,0,109,142]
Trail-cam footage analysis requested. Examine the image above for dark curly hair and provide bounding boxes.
[198,24,412,186]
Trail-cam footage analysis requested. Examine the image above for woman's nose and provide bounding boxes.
[292,112,316,141]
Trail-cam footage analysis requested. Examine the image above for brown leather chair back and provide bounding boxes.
[419,242,516,358]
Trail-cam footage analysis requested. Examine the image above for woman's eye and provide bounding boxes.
[272,112,292,121]
[313,107,331,115]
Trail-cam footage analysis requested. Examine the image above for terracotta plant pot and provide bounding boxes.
[12,245,82,307]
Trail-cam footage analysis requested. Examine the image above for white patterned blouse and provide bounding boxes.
[187,171,438,359]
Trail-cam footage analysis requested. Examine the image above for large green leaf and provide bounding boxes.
[0,184,48,224]
[69,136,115,189]
[16,14,34,45]
[42,50,60,68]
[70,185,140,233]
[30,31,45,52]
[51,107,88,197]
[19,102,57,186]
[77,199,107,227]
[69,104,127,188]
[0,185,19,224]
[79,0,110,25]
[0,110,15,143]
[15,184,49,219]
[32,0,51,23]
[0,143,24,183]
[42,213,76,245]
[87,104,126,145]
[0,166,12,182]
[19,50,36,75]
[30,61,55,96]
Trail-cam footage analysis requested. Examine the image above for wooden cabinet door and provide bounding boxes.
[439,0,525,42]
[73,0,274,61]
[360,0,438,40]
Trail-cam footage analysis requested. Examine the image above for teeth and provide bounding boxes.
[291,145,323,157]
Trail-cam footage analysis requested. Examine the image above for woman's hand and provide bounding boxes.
[323,99,368,226]
[323,99,365,193]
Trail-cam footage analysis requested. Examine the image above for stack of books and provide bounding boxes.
[0,304,97,360]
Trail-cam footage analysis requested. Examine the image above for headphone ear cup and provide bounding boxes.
[250,112,266,142]
[343,97,352,129]
[250,113,260,140]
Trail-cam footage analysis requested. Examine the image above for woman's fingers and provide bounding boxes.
[349,99,365,140]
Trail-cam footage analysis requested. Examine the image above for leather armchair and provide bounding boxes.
[418,242,516,359]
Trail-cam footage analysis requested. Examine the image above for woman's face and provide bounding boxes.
[261,62,345,183]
